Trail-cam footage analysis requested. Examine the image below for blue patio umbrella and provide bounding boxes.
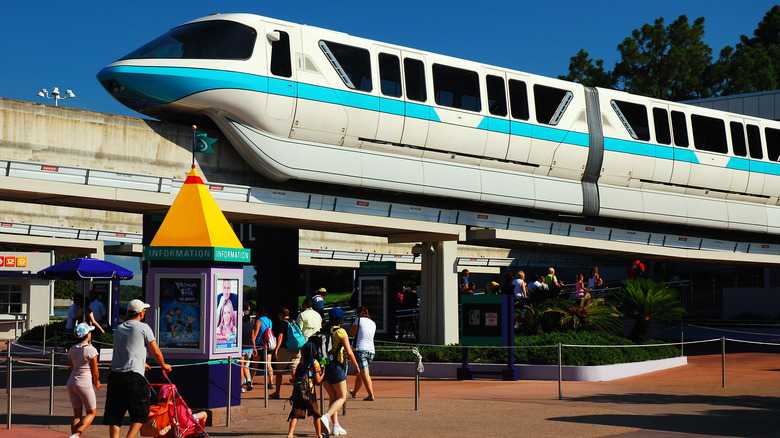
[37,257,134,280]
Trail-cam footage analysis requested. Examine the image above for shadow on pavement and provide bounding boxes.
[552,392,780,436]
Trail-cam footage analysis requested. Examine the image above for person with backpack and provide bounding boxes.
[270,307,302,399]
[286,341,324,438]
[319,307,359,436]
[252,307,275,390]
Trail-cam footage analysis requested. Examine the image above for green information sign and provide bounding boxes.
[145,246,251,263]
[359,261,396,275]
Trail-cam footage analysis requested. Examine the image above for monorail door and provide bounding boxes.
[264,24,300,138]
[375,47,405,145]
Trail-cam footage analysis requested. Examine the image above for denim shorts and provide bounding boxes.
[355,350,375,370]
[324,361,346,384]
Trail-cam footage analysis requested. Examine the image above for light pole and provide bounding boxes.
[37,87,76,106]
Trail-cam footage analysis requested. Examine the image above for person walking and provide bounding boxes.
[240,310,255,392]
[66,322,102,438]
[319,307,359,436]
[312,288,327,315]
[296,298,322,340]
[270,307,301,399]
[253,307,275,389]
[103,299,172,438]
[349,306,376,401]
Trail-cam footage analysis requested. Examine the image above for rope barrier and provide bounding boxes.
[686,324,780,338]
[724,337,780,347]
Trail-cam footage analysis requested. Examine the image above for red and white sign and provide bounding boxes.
[485,312,498,327]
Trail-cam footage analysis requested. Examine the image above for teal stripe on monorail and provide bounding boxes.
[726,157,751,172]
[604,137,700,164]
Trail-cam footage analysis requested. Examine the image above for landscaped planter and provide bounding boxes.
[365,356,687,381]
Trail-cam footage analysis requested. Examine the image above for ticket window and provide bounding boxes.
[0,283,23,314]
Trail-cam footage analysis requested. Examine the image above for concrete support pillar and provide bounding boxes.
[419,240,459,345]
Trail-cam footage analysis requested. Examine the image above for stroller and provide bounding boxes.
[141,371,210,438]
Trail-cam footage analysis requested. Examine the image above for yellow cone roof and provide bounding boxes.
[149,166,243,249]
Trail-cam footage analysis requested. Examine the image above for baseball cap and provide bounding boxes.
[128,299,151,313]
[317,287,328,294]
[329,306,345,323]
[74,322,95,338]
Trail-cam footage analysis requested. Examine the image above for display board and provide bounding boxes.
[460,294,510,346]
[358,276,386,333]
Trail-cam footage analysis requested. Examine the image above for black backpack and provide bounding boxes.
[308,329,332,363]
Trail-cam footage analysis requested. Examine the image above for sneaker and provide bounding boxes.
[349,389,357,398]
[69,434,80,438]
[320,413,332,434]
[364,395,375,401]
[269,392,280,399]
[332,423,347,435]
[268,382,274,389]
[247,381,254,391]
[241,387,246,393]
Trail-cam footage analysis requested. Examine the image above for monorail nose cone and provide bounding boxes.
[96,66,165,113]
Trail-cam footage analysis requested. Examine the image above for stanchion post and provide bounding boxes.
[680,323,684,357]
[414,348,420,411]
[42,324,47,357]
[342,360,348,416]
[557,342,563,400]
[6,340,10,396]
[226,357,232,427]
[7,345,12,429]
[263,346,269,408]
[721,336,726,388]
[49,350,55,415]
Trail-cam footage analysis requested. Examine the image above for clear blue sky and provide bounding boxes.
[3,1,777,117]
[3,1,778,284]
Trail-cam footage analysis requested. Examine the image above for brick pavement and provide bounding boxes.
[1,352,779,437]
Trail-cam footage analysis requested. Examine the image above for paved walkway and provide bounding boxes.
[1,352,779,437]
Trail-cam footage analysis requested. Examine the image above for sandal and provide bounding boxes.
[349,389,357,398]
[364,395,375,401]
[269,393,280,399]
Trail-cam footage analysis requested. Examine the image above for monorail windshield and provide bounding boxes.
[121,20,256,61]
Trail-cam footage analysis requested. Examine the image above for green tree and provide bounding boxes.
[613,15,714,100]
[52,255,77,300]
[712,6,780,95]
[559,49,616,88]
[613,278,686,343]
[545,295,622,333]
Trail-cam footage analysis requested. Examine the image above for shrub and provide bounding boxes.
[375,331,679,366]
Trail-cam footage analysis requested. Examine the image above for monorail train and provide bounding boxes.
[97,13,780,235]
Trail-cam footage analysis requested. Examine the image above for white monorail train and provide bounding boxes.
[98,13,780,235]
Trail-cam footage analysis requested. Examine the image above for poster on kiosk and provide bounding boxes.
[156,274,205,353]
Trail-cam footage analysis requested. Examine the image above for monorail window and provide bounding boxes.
[433,64,481,112]
[730,122,747,157]
[747,125,763,159]
[765,128,780,161]
[121,20,256,60]
[404,58,426,102]
[379,53,402,97]
[692,115,727,153]
[319,41,372,92]
[611,100,650,141]
[270,30,292,78]
[671,111,689,147]
[535,85,572,125]
[508,80,529,120]
[486,75,507,116]
[652,108,671,145]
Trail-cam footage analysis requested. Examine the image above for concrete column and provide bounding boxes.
[419,240,459,345]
